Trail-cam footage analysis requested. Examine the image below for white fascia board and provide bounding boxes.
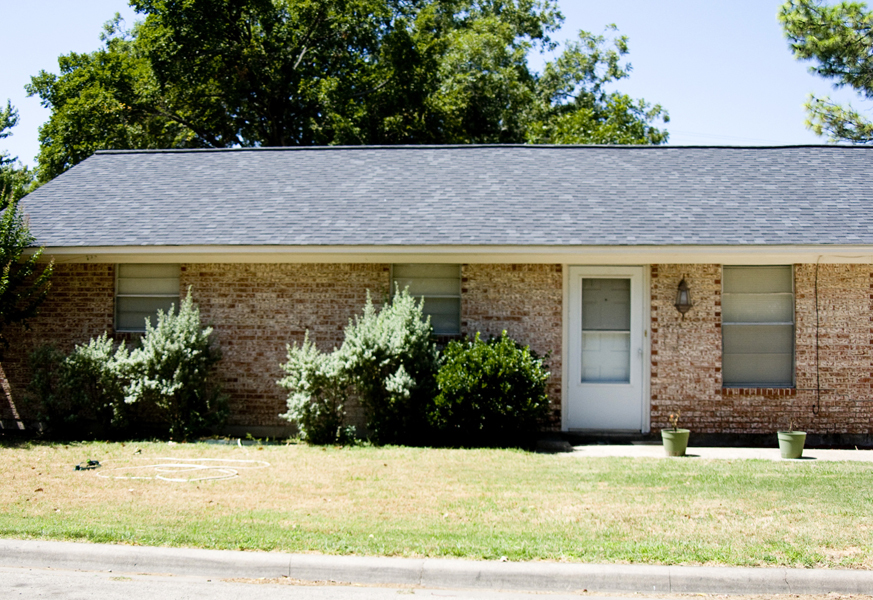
[27,244,873,264]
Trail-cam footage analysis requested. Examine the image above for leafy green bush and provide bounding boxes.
[26,345,77,436]
[431,331,551,447]
[340,289,440,445]
[26,334,128,438]
[278,333,354,444]
[64,333,129,431]
[119,291,226,440]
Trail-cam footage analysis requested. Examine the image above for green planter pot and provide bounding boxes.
[661,429,690,457]
[777,431,807,459]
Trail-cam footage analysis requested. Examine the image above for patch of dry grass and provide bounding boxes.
[1,441,872,568]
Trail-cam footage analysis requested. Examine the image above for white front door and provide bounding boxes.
[567,266,646,431]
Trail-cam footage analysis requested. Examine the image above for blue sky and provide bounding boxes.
[1,0,867,168]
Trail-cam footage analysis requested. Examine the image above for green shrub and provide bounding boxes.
[278,333,354,444]
[25,334,128,438]
[65,333,129,432]
[26,345,77,437]
[432,331,551,447]
[119,291,226,440]
[339,288,440,445]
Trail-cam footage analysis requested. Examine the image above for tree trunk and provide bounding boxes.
[0,362,25,430]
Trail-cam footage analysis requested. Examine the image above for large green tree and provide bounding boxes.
[28,0,669,182]
[0,102,35,202]
[26,17,203,183]
[780,0,873,142]
[0,192,53,426]
[0,196,53,350]
[526,25,668,144]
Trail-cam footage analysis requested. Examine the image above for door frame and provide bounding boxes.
[561,265,651,433]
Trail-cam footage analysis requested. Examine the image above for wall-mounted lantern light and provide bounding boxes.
[674,278,693,319]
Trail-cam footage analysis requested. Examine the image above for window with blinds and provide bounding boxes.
[115,264,181,332]
[722,266,794,387]
[392,264,461,336]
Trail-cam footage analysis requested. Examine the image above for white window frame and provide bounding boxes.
[115,264,181,333]
[391,264,461,336]
[722,265,795,388]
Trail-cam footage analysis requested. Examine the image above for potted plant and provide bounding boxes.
[777,420,806,459]
[661,410,690,457]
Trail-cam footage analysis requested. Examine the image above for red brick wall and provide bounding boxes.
[2,263,115,421]
[181,263,390,427]
[461,264,563,425]
[5,262,564,430]
[651,263,873,434]
[187,263,563,429]
[9,261,872,436]
[650,264,723,432]
[794,264,873,434]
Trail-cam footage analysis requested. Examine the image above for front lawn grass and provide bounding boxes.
[1,441,871,569]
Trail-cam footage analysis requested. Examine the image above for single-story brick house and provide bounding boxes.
[5,144,873,441]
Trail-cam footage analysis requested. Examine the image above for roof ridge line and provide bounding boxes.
[93,144,865,156]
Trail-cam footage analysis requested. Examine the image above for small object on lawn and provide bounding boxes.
[662,409,690,456]
[777,430,806,459]
[74,459,101,471]
[661,429,690,457]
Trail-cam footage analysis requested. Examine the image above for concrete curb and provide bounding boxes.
[2,538,873,595]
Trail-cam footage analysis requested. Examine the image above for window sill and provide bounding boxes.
[719,387,796,396]
[432,333,463,347]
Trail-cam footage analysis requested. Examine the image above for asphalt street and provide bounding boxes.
[3,566,651,600]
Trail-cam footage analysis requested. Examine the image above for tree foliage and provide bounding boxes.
[29,0,669,181]
[25,18,203,183]
[0,101,35,201]
[526,26,668,144]
[0,196,53,351]
[780,0,873,142]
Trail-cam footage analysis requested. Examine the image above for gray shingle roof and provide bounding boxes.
[20,145,873,247]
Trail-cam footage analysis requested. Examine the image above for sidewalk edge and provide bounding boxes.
[2,538,872,595]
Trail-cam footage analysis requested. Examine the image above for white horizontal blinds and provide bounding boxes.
[392,264,461,335]
[116,264,180,331]
[722,266,794,387]
[580,278,631,383]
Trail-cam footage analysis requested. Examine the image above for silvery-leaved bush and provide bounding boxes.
[338,288,439,445]
[278,333,354,444]
[278,287,439,445]
[120,289,226,440]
